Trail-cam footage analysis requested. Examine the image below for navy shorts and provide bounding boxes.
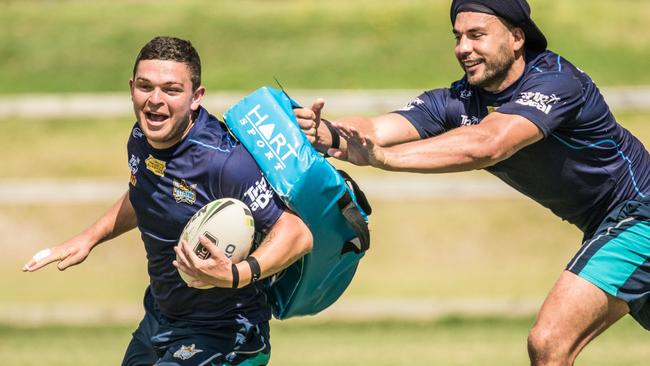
[566,197,650,330]
[122,287,271,366]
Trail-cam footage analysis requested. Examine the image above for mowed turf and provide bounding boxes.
[1,317,648,366]
[2,110,649,178]
[2,111,650,303]
[2,116,650,362]
[2,197,576,305]
[2,0,650,93]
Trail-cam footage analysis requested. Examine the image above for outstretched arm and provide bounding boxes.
[174,210,313,289]
[339,112,543,172]
[294,99,420,159]
[23,191,138,272]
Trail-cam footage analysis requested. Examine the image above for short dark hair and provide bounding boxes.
[133,36,202,91]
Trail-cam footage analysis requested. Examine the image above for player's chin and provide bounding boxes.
[144,132,172,146]
[466,73,486,87]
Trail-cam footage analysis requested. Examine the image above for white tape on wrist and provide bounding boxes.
[32,248,52,262]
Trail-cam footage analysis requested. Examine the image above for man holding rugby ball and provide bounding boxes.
[24,36,312,366]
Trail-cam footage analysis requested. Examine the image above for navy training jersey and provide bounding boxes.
[127,107,285,324]
[394,50,650,237]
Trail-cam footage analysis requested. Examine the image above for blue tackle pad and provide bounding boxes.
[223,87,371,319]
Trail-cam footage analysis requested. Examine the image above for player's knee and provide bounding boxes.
[527,325,572,366]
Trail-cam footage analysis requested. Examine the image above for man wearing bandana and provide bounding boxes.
[296,1,650,364]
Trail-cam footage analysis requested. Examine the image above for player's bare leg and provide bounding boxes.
[527,270,629,366]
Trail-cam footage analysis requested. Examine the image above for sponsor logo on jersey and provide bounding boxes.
[128,155,140,186]
[128,154,140,174]
[397,97,425,111]
[173,179,197,204]
[460,114,481,126]
[145,155,166,177]
[460,89,473,100]
[132,127,144,139]
[173,344,203,360]
[515,92,561,114]
[239,104,299,171]
[244,178,274,211]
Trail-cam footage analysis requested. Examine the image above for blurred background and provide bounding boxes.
[1,0,649,364]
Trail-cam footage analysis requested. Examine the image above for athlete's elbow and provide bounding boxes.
[295,224,313,257]
[470,137,511,168]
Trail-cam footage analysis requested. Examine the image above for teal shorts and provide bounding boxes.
[567,197,650,330]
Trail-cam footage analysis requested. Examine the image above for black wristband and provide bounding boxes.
[322,119,340,149]
[231,264,239,289]
[245,256,261,283]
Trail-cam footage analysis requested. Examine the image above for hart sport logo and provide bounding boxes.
[239,104,299,171]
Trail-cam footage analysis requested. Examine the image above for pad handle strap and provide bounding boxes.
[336,170,371,254]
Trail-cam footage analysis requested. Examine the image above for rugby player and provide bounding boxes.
[24,36,313,366]
[296,1,650,364]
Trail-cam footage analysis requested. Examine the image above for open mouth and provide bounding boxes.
[145,112,169,124]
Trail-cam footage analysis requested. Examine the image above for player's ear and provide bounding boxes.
[129,79,135,100]
[190,86,205,111]
[512,27,525,52]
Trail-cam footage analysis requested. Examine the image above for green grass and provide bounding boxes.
[2,111,649,304]
[1,317,648,365]
[1,0,650,93]
[2,110,648,178]
[2,198,577,305]
[0,117,131,178]
[0,204,148,304]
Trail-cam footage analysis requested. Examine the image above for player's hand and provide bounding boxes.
[173,236,233,288]
[294,98,325,145]
[22,236,93,272]
[329,123,386,167]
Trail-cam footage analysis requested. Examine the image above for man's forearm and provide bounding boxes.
[234,211,312,287]
[378,128,499,173]
[378,114,544,173]
[84,191,138,247]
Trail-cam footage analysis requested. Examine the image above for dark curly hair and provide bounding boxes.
[133,36,201,91]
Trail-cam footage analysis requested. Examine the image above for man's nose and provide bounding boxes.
[148,88,163,106]
[456,35,472,55]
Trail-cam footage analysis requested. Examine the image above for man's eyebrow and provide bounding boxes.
[134,77,183,86]
[453,26,487,35]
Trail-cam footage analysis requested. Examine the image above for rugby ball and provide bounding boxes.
[177,198,255,289]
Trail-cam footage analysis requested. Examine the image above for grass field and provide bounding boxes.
[1,198,580,305]
[3,1,650,362]
[2,110,649,179]
[1,317,648,366]
[2,0,650,93]
[3,120,650,362]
